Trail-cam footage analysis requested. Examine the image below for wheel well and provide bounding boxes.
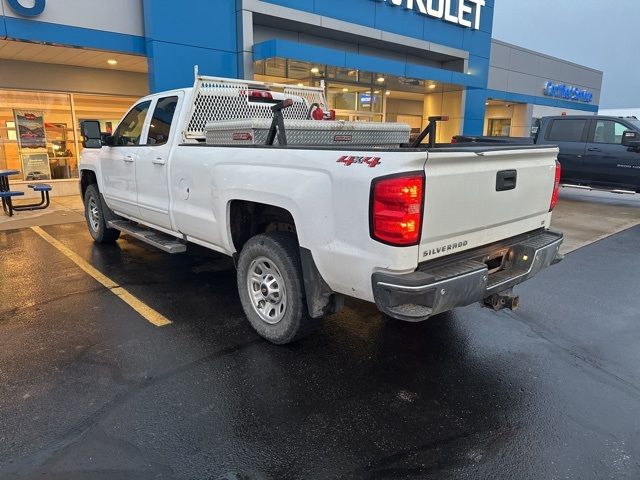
[80,170,98,199]
[230,200,297,252]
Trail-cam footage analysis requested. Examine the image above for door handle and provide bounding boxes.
[123,154,134,162]
[496,169,517,191]
[587,147,602,152]
[152,157,166,165]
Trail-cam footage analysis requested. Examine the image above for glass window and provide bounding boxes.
[0,90,76,181]
[287,61,311,80]
[327,88,357,111]
[593,120,628,144]
[146,96,178,146]
[113,101,151,146]
[488,118,512,137]
[74,93,141,164]
[547,119,587,142]
[357,90,383,113]
[252,60,463,138]
[0,90,138,181]
[74,93,139,136]
[264,58,286,78]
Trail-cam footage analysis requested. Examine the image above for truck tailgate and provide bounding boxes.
[420,146,559,261]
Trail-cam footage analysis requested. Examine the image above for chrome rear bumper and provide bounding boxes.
[372,230,563,322]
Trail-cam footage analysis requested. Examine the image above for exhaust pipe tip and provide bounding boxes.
[511,295,520,311]
[484,292,520,312]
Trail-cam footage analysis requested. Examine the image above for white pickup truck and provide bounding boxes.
[79,74,564,344]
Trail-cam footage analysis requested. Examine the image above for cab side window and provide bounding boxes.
[146,96,179,146]
[546,119,587,143]
[593,120,627,144]
[113,101,151,146]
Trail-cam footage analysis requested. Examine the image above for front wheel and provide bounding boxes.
[84,184,120,244]
[237,233,319,344]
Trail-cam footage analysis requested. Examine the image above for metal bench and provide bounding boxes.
[12,184,52,212]
[0,190,25,217]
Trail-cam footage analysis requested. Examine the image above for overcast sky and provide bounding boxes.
[492,0,640,109]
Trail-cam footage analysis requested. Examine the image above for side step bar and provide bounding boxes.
[107,220,186,254]
[562,184,636,195]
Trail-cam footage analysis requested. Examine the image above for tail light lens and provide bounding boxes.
[550,160,561,211]
[371,174,425,246]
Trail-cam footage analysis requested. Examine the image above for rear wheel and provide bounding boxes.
[237,233,319,344]
[84,184,120,244]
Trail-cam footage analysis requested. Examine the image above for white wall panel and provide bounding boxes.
[1,0,144,37]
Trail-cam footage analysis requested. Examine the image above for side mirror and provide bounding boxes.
[81,120,102,149]
[621,130,640,149]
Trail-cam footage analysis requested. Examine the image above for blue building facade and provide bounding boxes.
[0,0,602,140]
[134,0,495,135]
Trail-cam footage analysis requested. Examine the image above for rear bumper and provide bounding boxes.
[372,229,563,322]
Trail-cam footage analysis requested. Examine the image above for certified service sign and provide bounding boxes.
[544,82,594,103]
[377,0,486,30]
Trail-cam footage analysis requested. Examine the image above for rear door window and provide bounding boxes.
[146,96,179,146]
[546,119,588,142]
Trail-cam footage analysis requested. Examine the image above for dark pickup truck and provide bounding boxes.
[454,116,640,193]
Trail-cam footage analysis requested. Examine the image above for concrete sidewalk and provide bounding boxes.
[0,195,85,231]
[551,187,640,254]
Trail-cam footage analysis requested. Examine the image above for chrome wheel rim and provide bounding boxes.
[246,256,287,325]
[88,197,100,232]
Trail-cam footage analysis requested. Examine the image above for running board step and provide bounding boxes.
[107,220,186,254]
[611,189,636,195]
[562,184,636,195]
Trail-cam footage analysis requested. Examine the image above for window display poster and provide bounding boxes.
[14,110,46,150]
[21,153,52,181]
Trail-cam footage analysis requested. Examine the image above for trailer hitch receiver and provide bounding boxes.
[483,290,520,311]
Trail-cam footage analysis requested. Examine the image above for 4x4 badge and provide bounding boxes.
[337,156,381,168]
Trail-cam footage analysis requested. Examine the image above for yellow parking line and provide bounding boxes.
[30,226,172,327]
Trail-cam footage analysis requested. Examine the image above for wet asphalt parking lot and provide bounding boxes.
[1,216,640,479]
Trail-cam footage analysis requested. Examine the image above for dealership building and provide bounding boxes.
[0,0,603,195]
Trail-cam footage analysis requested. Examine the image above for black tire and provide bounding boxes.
[237,233,318,344]
[84,184,120,244]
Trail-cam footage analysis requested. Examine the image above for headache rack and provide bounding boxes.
[184,67,329,140]
[184,68,451,148]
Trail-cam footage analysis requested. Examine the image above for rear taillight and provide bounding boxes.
[371,174,425,246]
[550,160,561,211]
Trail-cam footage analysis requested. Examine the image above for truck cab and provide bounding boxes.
[535,115,640,192]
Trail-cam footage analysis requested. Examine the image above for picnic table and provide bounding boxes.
[0,169,52,217]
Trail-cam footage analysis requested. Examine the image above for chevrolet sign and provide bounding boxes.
[378,0,486,30]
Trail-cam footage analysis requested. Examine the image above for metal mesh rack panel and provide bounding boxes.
[185,76,328,139]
